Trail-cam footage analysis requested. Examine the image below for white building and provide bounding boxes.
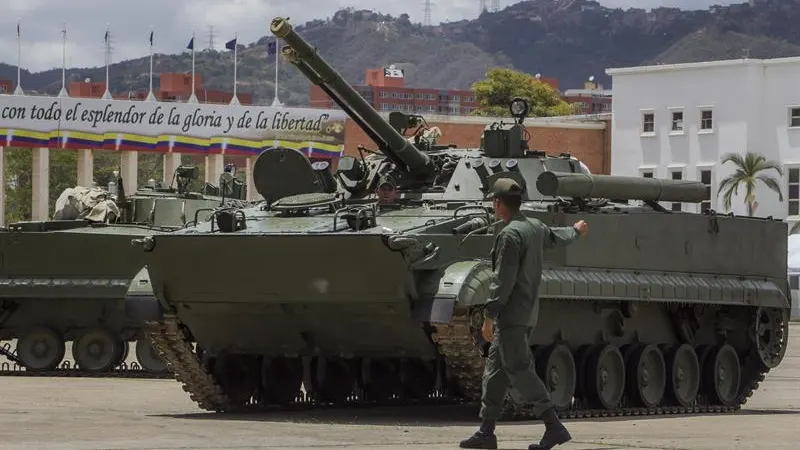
[606,57,800,226]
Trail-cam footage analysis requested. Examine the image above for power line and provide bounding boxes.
[491,0,500,12]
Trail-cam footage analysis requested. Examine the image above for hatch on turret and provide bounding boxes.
[253,147,340,209]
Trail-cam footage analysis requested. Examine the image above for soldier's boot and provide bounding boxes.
[459,420,498,449]
[528,408,571,450]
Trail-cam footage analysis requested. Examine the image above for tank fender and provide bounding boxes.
[413,259,492,324]
[123,267,165,322]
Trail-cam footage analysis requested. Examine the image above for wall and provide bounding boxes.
[343,114,611,174]
[607,57,800,222]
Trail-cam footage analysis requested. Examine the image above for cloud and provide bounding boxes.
[0,0,733,73]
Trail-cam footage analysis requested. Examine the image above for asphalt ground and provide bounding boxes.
[0,324,798,450]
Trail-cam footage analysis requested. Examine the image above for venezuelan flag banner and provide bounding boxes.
[6,129,50,147]
[0,94,347,157]
[51,130,106,149]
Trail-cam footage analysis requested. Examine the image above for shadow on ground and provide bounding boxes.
[152,404,800,427]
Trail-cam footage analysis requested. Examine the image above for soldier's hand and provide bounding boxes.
[482,319,494,343]
[574,220,588,236]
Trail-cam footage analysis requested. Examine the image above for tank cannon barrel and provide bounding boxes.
[536,172,709,204]
[270,17,431,176]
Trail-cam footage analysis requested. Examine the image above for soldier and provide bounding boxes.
[376,178,399,206]
[459,177,588,450]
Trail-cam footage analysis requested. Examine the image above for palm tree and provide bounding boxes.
[717,152,784,217]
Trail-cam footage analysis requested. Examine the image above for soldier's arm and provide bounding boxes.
[543,224,581,249]
[483,231,521,320]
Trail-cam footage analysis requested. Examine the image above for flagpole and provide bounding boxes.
[188,31,197,103]
[228,33,239,105]
[14,18,23,95]
[146,26,156,101]
[102,23,111,99]
[271,38,282,106]
[57,22,68,97]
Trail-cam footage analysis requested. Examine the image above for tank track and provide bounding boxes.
[0,366,172,379]
[0,342,171,379]
[145,307,770,418]
[428,303,770,420]
[143,314,464,412]
[143,315,234,411]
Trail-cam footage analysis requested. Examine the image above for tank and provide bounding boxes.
[134,17,791,418]
[0,164,249,376]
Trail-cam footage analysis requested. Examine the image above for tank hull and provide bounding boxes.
[0,225,168,374]
[145,234,434,358]
[141,207,790,415]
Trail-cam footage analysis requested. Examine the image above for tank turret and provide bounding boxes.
[270,17,434,186]
[536,172,709,204]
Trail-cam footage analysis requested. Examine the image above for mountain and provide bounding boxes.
[4,0,800,106]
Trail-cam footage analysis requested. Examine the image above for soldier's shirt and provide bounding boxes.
[484,212,580,328]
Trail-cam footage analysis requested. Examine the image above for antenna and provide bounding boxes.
[491,0,500,12]
[208,25,215,50]
[479,0,488,14]
[423,0,433,26]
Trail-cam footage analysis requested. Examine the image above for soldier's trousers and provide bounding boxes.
[479,326,553,421]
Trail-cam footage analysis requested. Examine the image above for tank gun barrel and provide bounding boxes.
[288,55,387,151]
[536,172,709,204]
[270,17,431,176]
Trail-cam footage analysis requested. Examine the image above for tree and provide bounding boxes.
[717,152,784,217]
[470,67,576,118]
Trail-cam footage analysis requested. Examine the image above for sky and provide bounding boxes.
[1,0,735,73]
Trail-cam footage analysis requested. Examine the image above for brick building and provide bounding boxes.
[562,80,613,115]
[0,80,13,94]
[68,73,253,104]
[310,67,479,115]
[343,113,612,175]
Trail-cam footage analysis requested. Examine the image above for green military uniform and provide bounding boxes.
[479,180,581,422]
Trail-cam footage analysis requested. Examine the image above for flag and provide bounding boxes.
[16,22,20,38]
[225,38,237,51]
[104,29,109,44]
[187,37,194,50]
[267,41,276,56]
[149,31,154,46]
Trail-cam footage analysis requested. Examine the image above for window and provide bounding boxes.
[700,110,713,130]
[791,275,799,290]
[671,111,684,133]
[670,170,683,211]
[699,168,712,212]
[790,107,800,128]
[0,85,6,93]
[642,171,654,178]
[642,112,655,133]
[789,167,800,216]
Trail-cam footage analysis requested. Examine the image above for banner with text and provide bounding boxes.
[0,94,347,159]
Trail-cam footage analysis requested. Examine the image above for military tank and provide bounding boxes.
[0,164,248,376]
[134,17,791,418]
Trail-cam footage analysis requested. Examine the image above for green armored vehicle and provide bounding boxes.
[0,165,248,375]
[134,17,790,417]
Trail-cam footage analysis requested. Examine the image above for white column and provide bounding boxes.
[119,151,138,195]
[163,152,182,186]
[204,154,224,186]
[245,155,261,201]
[0,147,5,226]
[76,149,94,187]
[31,147,50,221]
